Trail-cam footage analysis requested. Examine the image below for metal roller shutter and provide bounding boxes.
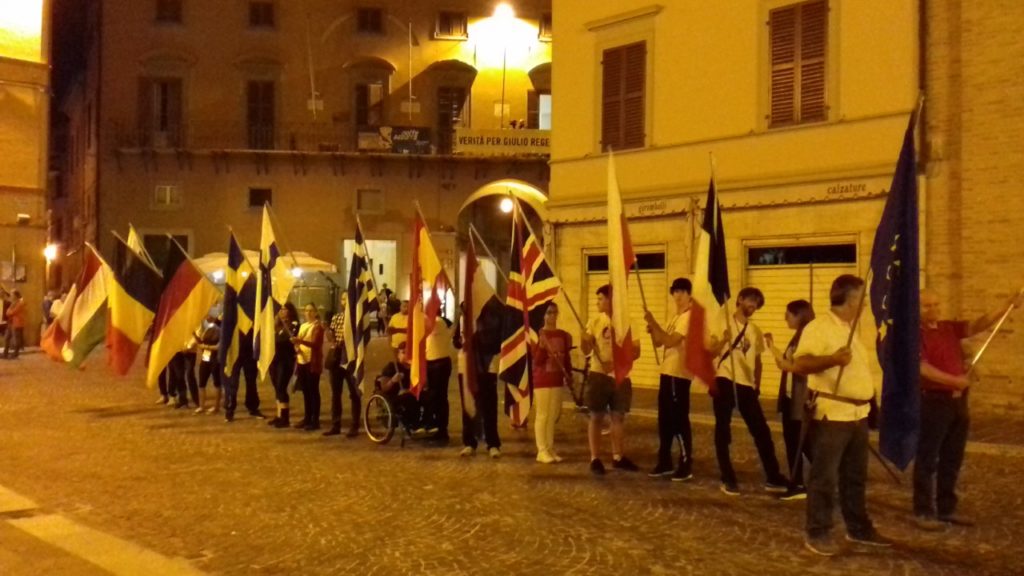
[585,270,667,390]
[746,264,857,397]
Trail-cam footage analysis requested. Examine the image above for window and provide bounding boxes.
[153,184,183,209]
[527,91,552,130]
[357,8,384,34]
[356,189,384,213]
[601,41,646,152]
[247,81,275,149]
[249,1,274,28]
[434,11,468,40]
[156,0,182,23]
[355,82,385,128]
[138,78,183,147]
[769,0,828,128]
[586,252,664,272]
[437,86,467,154]
[748,243,855,266]
[539,12,552,40]
[249,187,272,208]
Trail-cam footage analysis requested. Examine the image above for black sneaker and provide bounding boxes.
[671,458,693,482]
[779,486,807,501]
[805,534,839,557]
[764,477,789,493]
[612,456,639,472]
[648,462,673,478]
[590,458,606,476]
[846,530,895,548]
[913,515,948,532]
[249,410,266,420]
[720,482,740,496]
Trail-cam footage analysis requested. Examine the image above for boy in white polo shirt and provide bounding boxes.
[794,274,893,556]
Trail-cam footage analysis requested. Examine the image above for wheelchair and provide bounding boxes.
[363,375,433,447]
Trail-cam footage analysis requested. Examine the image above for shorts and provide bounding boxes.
[585,372,632,414]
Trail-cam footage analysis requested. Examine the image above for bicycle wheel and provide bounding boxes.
[364,394,396,444]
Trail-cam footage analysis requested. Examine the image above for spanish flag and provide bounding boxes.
[107,233,162,375]
[407,213,448,398]
[146,238,221,388]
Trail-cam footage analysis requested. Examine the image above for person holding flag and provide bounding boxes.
[794,275,893,556]
[644,278,695,481]
[292,303,325,431]
[254,205,296,411]
[711,287,788,496]
[912,288,1024,530]
[582,284,640,475]
[532,302,571,464]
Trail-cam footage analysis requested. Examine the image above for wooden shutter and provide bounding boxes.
[527,90,539,129]
[601,41,645,151]
[137,78,154,142]
[769,0,827,128]
[622,42,646,149]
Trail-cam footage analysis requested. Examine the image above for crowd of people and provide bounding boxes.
[139,272,1022,557]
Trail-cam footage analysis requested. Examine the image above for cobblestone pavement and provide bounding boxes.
[1,344,1024,576]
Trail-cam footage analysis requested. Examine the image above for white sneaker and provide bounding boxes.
[488,447,502,459]
[536,451,555,464]
[193,407,205,415]
[550,451,564,463]
[459,446,476,457]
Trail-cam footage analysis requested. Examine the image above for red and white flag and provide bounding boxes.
[606,154,637,385]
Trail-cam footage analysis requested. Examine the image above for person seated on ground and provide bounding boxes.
[377,347,421,432]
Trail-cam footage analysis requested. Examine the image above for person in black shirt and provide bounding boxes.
[268,302,299,428]
[195,315,223,414]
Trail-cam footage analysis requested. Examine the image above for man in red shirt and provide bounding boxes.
[3,289,26,359]
[914,288,1024,530]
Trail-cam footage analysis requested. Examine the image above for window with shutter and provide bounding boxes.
[769,0,828,128]
[601,42,646,152]
[247,81,275,149]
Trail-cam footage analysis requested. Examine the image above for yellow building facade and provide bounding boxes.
[56,0,553,313]
[549,1,920,392]
[0,0,51,344]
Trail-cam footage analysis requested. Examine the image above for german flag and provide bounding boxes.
[107,233,162,375]
[146,238,221,388]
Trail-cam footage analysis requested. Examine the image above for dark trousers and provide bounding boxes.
[158,369,170,398]
[424,357,452,436]
[329,364,360,427]
[223,358,258,415]
[657,375,693,466]
[170,353,199,406]
[271,356,295,404]
[3,327,23,357]
[806,418,873,538]
[198,360,221,388]
[297,364,322,425]
[780,396,812,488]
[460,373,501,449]
[712,378,783,485]
[913,394,970,518]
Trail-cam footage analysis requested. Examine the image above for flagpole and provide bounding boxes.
[264,202,303,272]
[965,287,1024,377]
[468,223,511,285]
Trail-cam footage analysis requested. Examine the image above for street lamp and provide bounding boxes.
[43,243,58,262]
[499,197,514,213]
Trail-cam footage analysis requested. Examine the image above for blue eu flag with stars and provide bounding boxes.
[870,113,921,471]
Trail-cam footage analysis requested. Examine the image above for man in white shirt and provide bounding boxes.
[712,287,787,496]
[794,274,893,556]
[644,278,695,481]
[581,284,641,475]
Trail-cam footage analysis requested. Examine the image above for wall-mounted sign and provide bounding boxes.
[357,126,432,154]
[453,128,551,156]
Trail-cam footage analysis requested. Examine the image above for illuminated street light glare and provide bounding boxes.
[499,197,514,213]
[212,269,225,282]
[494,3,515,20]
[291,267,304,279]
[43,243,58,262]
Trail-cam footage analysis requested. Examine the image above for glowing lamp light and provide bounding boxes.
[291,267,304,279]
[499,197,514,213]
[240,270,250,278]
[43,243,58,262]
[212,269,225,282]
[494,3,515,20]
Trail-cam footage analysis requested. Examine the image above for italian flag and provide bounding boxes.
[64,245,110,369]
